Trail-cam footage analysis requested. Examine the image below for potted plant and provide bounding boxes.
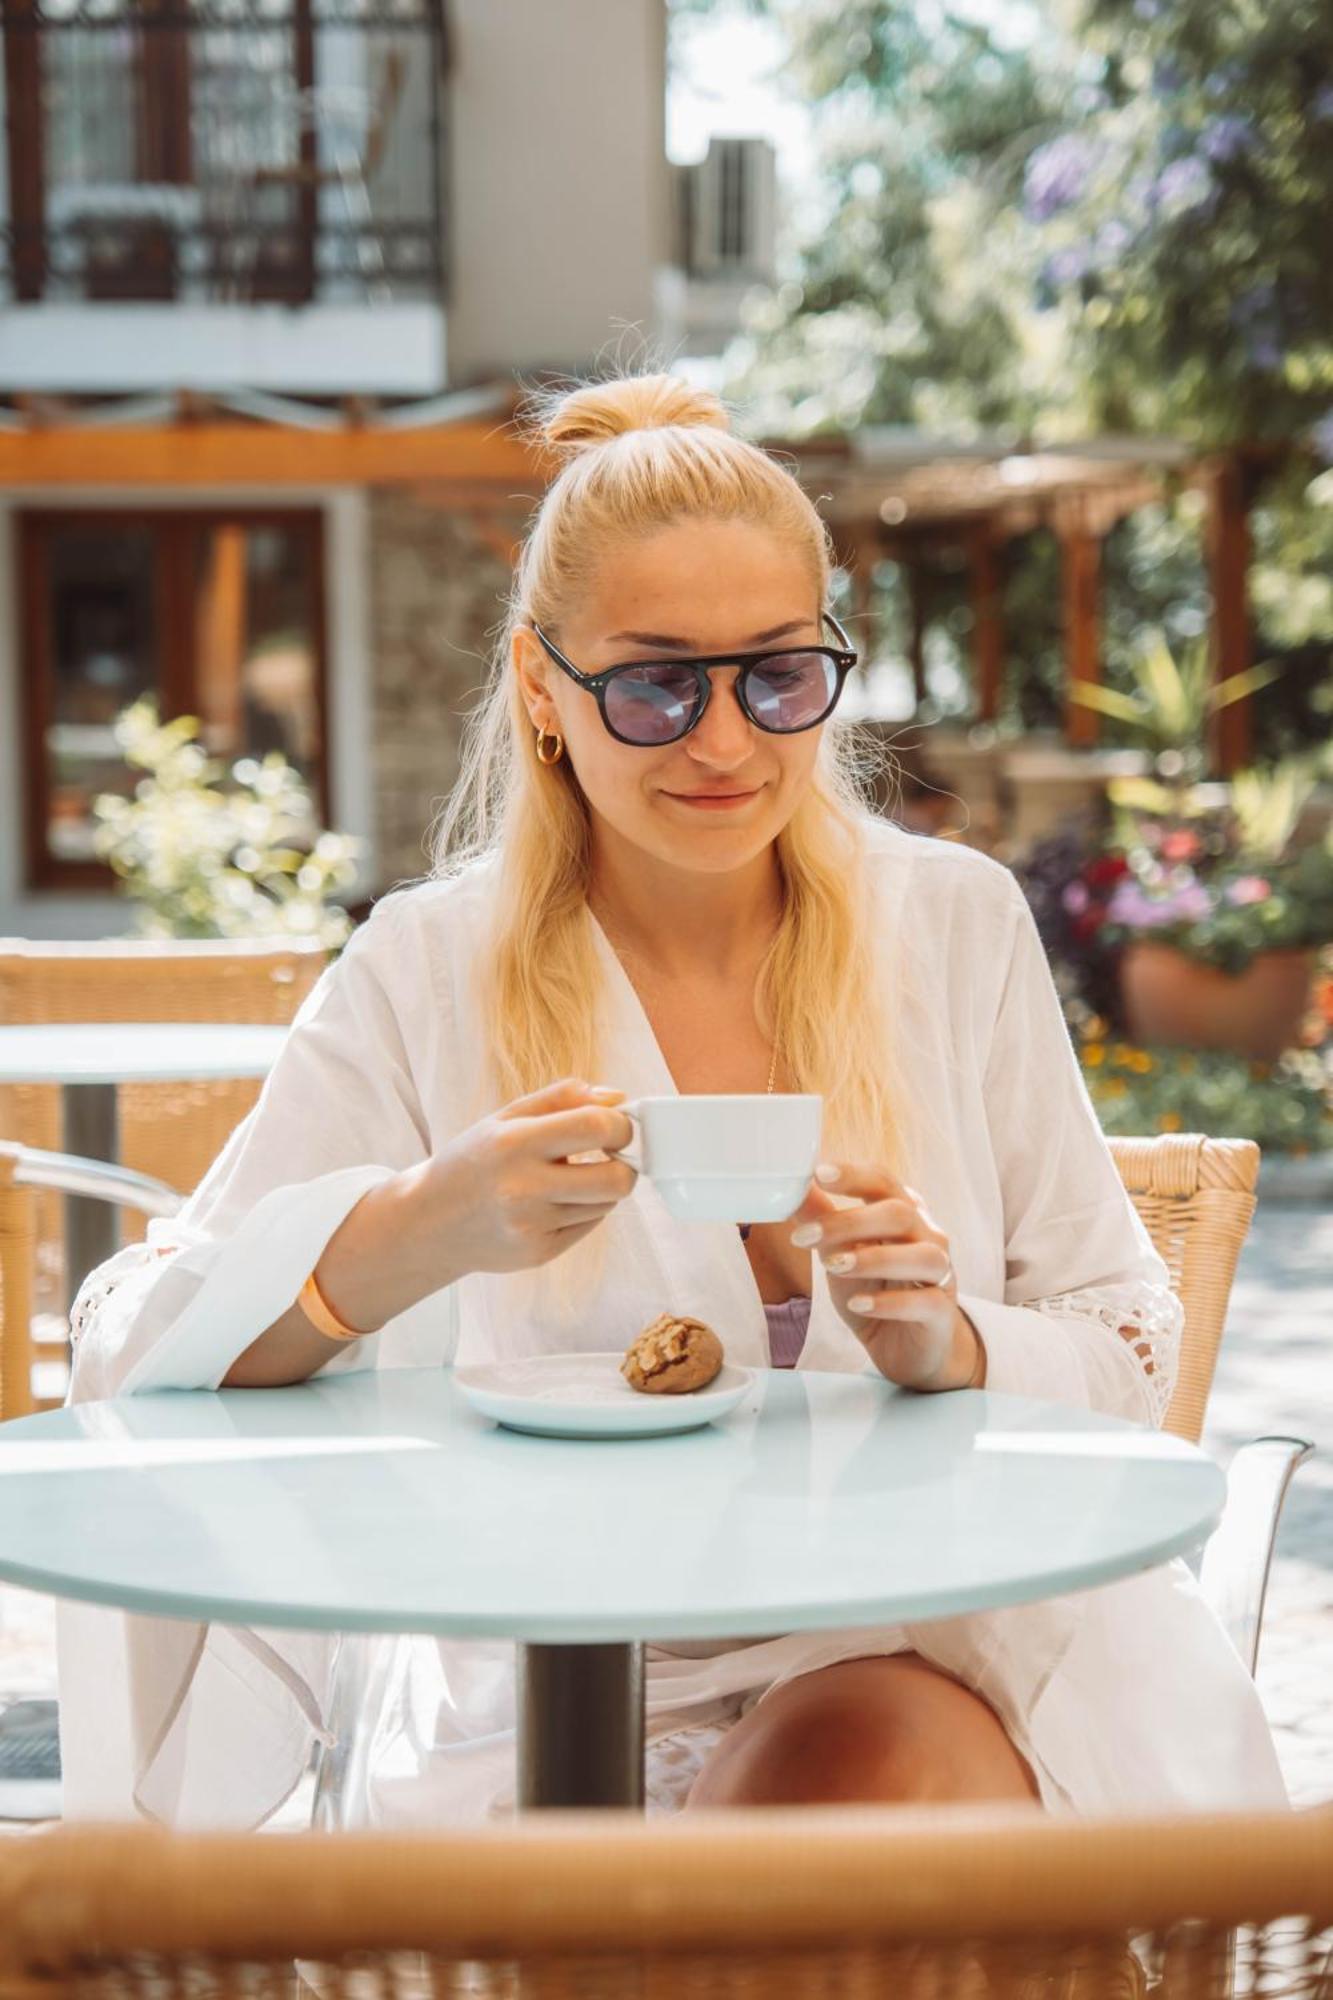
[1099,760,1333,1060]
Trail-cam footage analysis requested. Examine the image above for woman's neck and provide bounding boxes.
[589,830,783,982]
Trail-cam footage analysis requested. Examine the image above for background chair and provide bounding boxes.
[0,937,325,1364]
[0,1144,182,1419]
[0,1811,1329,1999]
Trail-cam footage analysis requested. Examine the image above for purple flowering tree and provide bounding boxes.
[1024,0,1333,448]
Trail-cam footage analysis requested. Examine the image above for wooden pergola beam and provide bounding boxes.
[1204,453,1254,777]
[969,530,1004,723]
[0,420,544,489]
[1058,516,1102,749]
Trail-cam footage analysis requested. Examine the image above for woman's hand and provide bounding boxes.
[314,1078,637,1335]
[226,1080,636,1386]
[403,1076,639,1282]
[787,1164,985,1393]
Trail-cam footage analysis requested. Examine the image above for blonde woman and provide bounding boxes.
[62,375,1284,1828]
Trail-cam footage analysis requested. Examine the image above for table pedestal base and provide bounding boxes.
[517,1642,644,1810]
[62,1082,121,1302]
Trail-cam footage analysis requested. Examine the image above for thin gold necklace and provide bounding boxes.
[765,1039,778,1094]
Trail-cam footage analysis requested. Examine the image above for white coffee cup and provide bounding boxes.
[611,1093,823,1224]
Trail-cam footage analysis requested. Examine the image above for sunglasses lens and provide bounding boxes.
[604,665,701,744]
[744,653,839,732]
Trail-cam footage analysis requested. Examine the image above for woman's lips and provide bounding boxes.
[662,786,763,811]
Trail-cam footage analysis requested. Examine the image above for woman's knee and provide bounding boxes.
[688,1672,938,1808]
[685,1657,1040,1810]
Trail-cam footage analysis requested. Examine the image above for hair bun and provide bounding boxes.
[534,373,731,463]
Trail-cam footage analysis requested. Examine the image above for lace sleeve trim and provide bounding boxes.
[1027,1280,1184,1428]
[69,1243,175,1347]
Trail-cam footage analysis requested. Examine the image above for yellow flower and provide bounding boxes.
[1083,1043,1106,1067]
[1130,1051,1154,1073]
[1103,1078,1128,1097]
[1159,1112,1183,1131]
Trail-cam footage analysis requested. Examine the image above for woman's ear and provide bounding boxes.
[511,625,558,732]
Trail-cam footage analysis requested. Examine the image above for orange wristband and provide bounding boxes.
[297,1267,364,1342]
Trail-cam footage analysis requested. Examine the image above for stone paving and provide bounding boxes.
[1,1193,1329,1817]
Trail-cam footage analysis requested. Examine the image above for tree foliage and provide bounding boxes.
[714,0,1333,452]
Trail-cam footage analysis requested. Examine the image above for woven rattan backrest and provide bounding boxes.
[0,937,326,1198]
[1108,1133,1260,1445]
[0,1810,1329,1999]
[0,1151,35,1420]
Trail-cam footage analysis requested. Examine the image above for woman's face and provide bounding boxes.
[514,518,827,878]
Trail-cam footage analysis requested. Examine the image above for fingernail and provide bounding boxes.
[825,1251,856,1275]
[790,1223,823,1248]
[587,1085,625,1102]
[848,1294,875,1314]
[814,1163,840,1185]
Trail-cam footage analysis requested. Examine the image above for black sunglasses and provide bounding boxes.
[531,613,858,748]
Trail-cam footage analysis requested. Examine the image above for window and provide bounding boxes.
[20,508,328,888]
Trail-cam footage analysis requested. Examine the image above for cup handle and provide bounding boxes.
[606,1099,643,1174]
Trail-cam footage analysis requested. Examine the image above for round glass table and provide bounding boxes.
[0,1366,1224,1811]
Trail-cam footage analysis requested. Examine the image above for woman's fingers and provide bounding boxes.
[811,1161,908,1204]
[540,1158,638,1204]
[497,1077,623,1120]
[520,1102,637,1161]
[792,1195,924,1252]
[824,1238,952,1286]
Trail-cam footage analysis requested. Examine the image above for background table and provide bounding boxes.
[0,1023,287,1291]
[0,1366,1224,1812]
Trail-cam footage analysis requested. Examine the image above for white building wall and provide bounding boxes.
[445,0,670,382]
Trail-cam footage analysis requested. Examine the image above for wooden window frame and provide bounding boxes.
[19,506,330,893]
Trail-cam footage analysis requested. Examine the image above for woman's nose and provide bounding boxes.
[687,668,753,765]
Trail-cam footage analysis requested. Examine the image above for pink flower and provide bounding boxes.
[1226,875,1271,905]
[1160,828,1202,863]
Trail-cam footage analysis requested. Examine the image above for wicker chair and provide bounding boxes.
[0,937,326,1202]
[0,937,324,1369]
[0,1144,181,1419]
[1104,1134,1311,1675]
[0,1811,1329,1998]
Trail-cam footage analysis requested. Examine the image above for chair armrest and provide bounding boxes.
[4,1144,182,1221]
[1198,1435,1314,1676]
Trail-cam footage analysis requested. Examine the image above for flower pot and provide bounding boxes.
[1119,943,1315,1063]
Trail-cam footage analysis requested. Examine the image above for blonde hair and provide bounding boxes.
[434,372,906,1232]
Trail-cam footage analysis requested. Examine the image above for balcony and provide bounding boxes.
[0,0,448,393]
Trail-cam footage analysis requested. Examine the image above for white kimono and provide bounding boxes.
[59,818,1287,1827]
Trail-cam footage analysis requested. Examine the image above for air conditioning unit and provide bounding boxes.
[679,136,777,282]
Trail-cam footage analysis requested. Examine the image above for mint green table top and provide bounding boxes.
[0,1369,1222,1642]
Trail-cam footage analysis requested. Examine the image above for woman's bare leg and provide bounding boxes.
[685,1652,1041,1809]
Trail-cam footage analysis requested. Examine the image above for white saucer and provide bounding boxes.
[454,1353,755,1440]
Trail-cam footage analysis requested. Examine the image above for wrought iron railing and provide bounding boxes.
[1,0,447,306]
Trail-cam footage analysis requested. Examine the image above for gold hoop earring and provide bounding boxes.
[534,725,565,766]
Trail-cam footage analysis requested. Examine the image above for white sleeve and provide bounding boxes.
[67,893,443,1403]
[954,880,1182,1427]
